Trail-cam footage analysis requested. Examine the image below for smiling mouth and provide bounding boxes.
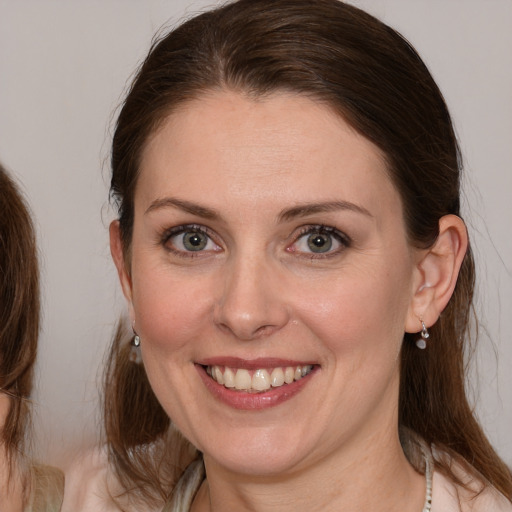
[205,365,314,393]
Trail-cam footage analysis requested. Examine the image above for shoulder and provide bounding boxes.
[432,468,512,512]
[402,435,512,512]
[61,446,163,512]
[61,446,128,512]
[25,464,64,512]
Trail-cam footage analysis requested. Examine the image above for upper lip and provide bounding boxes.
[197,357,315,370]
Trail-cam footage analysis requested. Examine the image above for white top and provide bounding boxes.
[163,459,512,512]
[432,469,512,512]
[62,448,512,512]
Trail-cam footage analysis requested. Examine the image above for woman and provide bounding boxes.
[64,0,512,510]
[0,164,64,511]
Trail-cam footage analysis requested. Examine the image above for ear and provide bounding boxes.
[405,214,468,333]
[109,220,135,320]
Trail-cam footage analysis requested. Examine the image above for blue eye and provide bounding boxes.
[164,225,220,254]
[291,226,348,256]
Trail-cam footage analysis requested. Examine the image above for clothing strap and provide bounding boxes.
[162,459,205,512]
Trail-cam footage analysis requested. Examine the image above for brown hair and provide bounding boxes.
[0,164,39,470]
[105,0,512,504]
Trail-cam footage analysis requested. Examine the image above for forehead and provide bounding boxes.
[137,90,399,217]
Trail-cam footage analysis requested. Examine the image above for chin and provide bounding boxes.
[198,425,314,477]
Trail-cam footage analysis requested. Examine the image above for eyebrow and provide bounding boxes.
[278,201,373,222]
[145,197,372,222]
[145,197,220,219]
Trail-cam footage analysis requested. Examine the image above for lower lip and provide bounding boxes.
[196,365,315,410]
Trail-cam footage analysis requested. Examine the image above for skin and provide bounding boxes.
[111,90,467,511]
[0,394,24,512]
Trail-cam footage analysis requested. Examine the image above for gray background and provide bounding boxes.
[0,0,510,469]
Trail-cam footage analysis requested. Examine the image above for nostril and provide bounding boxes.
[253,324,277,338]
[215,319,277,341]
[213,265,290,340]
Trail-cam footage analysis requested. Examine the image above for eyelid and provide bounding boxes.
[287,224,351,257]
[160,223,222,256]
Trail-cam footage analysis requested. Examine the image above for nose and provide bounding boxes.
[213,254,290,341]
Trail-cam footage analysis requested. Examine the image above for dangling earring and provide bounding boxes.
[416,320,429,349]
[130,322,142,364]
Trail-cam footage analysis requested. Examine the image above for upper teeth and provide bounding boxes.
[206,365,313,392]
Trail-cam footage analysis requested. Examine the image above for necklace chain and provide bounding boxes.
[168,450,434,511]
[421,447,433,512]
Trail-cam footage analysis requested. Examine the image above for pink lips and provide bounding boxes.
[196,357,316,410]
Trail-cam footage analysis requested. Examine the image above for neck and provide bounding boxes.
[194,428,425,512]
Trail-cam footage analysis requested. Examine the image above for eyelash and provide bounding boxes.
[159,223,351,259]
[288,224,351,259]
[160,224,221,258]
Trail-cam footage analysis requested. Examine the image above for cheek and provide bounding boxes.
[129,264,215,420]
[293,262,412,357]
[131,263,214,356]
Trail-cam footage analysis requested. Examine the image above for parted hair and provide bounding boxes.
[0,164,38,466]
[105,0,512,505]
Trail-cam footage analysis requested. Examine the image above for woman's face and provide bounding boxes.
[114,91,423,476]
